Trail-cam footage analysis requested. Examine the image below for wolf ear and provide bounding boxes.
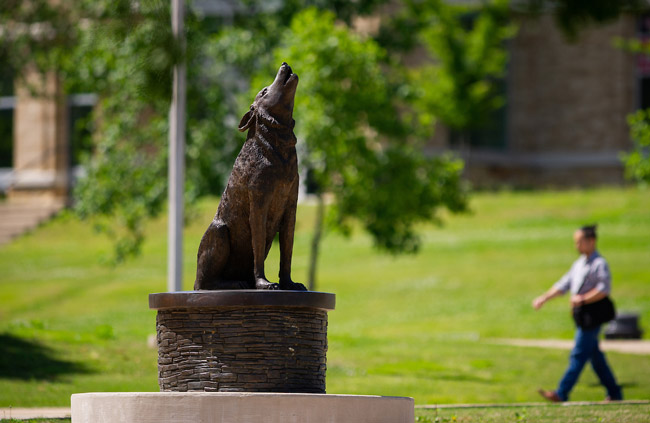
[238,107,255,132]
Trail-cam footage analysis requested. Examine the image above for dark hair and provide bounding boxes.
[580,224,597,239]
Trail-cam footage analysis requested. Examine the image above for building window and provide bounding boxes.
[0,68,13,168]
[448,11,509,151]
[637,13,650,109]
[68,99,95,167]
[449,78,508,150]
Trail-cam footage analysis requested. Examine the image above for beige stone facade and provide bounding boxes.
[460,14,638,187]
[8,68,69,206]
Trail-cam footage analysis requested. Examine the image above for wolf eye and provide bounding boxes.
[261,88,268,96]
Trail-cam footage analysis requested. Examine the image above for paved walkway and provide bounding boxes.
[491,338,650,355]
[0,201,63,246]
[0,407,70,419]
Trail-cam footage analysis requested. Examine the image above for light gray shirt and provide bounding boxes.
[553,251,611,295]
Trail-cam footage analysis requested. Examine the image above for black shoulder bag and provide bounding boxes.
[570,260,616,330]
[572,296,616,330]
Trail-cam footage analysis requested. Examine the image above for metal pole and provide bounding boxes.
[168,0,185,292]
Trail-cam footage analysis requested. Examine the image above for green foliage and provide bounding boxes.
[0,0,78,79]
[405,0,516,132]
[0,0,398,263]
[613,39,650,186]
[1,0,184,263]
[73,96,169,263]
[0,0,179,97]
[334,148,466,253]
[264,8,467,254]
[2,0,485,263]
[623,109,650,185]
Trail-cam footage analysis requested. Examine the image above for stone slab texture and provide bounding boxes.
[150,291,335,393]
[71,392,414,423]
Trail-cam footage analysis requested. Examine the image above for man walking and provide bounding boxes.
[532,225,622,402]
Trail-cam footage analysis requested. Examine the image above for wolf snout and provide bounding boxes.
[278,63,296,82]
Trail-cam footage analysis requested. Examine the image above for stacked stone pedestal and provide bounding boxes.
[149,291,335,393]
[71,291,415,423]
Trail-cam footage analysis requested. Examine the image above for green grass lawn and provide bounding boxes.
[415,402,650,422]
[0,187,649,407]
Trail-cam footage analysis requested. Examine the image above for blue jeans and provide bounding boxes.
[556,326,622,401]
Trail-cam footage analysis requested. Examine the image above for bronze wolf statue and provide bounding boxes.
[194,63,306,291]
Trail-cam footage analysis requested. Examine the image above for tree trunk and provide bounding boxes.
[307,193,325,291]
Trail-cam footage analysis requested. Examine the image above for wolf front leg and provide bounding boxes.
[248,189,279,290]
[279,181,306,291]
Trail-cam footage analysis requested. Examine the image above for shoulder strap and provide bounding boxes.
[574,256,591,294]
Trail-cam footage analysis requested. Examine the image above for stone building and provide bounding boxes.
[0,69,80,243]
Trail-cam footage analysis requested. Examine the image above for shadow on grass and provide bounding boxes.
[0,333,93,380]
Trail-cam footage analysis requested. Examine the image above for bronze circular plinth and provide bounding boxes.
[149,291,335,394]
[149,290,335,311]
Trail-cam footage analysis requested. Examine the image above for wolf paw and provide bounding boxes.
[255,278,280,290]
[280,280,308,291]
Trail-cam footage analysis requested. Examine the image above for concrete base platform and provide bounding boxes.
[71,392,414,423]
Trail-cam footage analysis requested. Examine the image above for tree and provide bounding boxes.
[392,0,516,141]
[259,8,467,289]
[2,1,473,286]
[1,0,179,261]
[1,0,393,263]
[613,37,650,186]
[624,110,650,185]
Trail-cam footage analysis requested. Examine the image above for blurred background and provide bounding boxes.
[0,0,648,410]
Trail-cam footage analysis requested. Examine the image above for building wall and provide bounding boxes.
[464,13,638,187]
[508,14,636,154]
[9,69,69,205]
